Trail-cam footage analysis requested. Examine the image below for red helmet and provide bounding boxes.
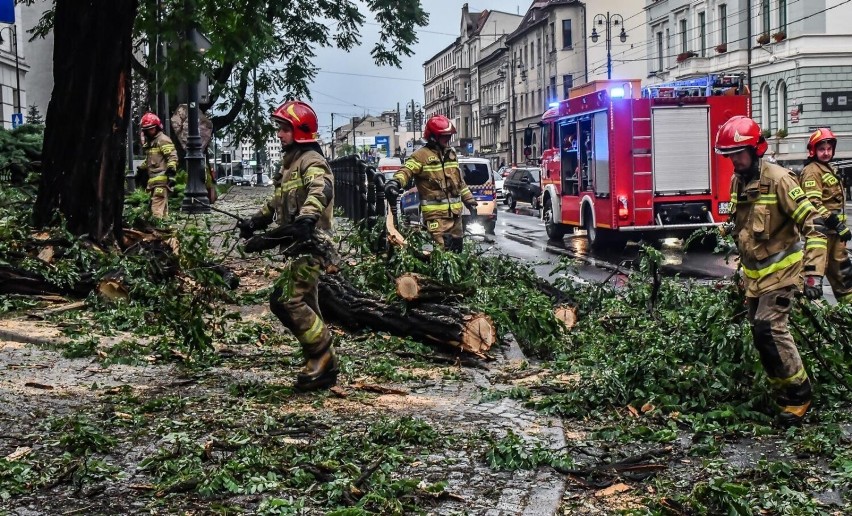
[714,115,768,157]
[807,128,836,158]
[140,112,162,130]
[423,115,457,140]
[271,100,319,143]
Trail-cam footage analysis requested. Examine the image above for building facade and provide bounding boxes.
[1,5,29,129]
[645,0,852,166]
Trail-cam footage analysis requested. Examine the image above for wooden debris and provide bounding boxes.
[5,446,32,462]
[554,304,578,330]
[24,382,54,390]
[351,382,408,395]
[395,272,472,302]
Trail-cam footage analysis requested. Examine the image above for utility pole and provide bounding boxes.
[411,99,417,141]
[510,54,518,165]
[330,113,335,159]
[179,0,210,213]
[253,66,261,185]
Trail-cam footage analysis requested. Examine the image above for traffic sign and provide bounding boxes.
[11,112,22,128]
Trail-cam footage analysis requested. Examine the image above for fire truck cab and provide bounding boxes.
[539,75,750,248]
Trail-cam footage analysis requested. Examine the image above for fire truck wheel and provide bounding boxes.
[543,199,567,241]
[585,214,626,250]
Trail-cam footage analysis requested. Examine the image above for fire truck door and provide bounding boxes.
[559,121,579,196]
[579,119,592,191]
[592,111,610,195]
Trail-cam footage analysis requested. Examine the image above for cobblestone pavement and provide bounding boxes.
[0,185,567,515]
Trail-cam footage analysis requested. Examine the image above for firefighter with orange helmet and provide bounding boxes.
[138,112,178,218]
[238,100,339,391]
[716,115,827,426]
[800,128,852,304]
[384,115,478,252]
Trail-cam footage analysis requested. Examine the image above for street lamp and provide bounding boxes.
[590,12,627,80]
[180,0,212,213]
[0,24,22,127]
[498,52,524,165]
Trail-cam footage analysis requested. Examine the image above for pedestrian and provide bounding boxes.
[715,116,827,426]
[800,128,852,304]
[237,100,339,391]
[137,112,178,218]
[383,115,479,252]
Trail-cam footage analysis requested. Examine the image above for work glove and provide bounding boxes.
[236,218,257,239]
[167,179,176,190]
[292,216,317,242]
[718,222,735,237]
[464,200,478,217]
[384,179,401,201]
[803,275,824,300]
[837,224,851,242]
[243,224,298,253]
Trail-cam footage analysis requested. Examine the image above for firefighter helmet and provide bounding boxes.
[140,112,162,130]
[271,100,319,143]
[807,128,836,159]
[714,115,768,157]
[423,115,457,141]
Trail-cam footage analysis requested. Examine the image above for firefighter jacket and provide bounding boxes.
[800,161,847,230]
[252,147,335,252]
[140,132,178,186]
[393,145,475,221]
[729,159,827,298]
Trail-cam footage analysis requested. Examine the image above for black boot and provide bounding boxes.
[295,348,339,392]
[775,378,813,427]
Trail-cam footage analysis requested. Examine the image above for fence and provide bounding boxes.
[329,154,390,248]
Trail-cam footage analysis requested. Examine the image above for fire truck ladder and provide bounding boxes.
[631,101,654,221]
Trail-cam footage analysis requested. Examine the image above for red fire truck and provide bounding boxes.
[539,74,750,247]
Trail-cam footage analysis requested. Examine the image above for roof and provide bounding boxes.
[506,0,579,43]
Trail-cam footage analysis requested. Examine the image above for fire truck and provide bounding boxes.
[539,74,750,247]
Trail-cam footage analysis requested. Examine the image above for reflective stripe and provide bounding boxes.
[303,167,326,183]
[281,178,302,192]
[805,237,827,250]
[422,197,461,205]
[422,201,463,213]
[150,174,168,182]
[804,190,822,198]
[790,200,815,223]
[304,196,324,211]
[755,194,777,205]
[779,401,811,418]
[297,315,324,344]
[741,246,803,280]
[459,187,471,197]
[768,367,808,387]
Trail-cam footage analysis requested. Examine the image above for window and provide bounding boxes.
[562,74,573,98]
[657,31,664,71]
[699,12,706,56]
[536,38,541,66]
[549,76,556,102]
[777,80,788,132]
[562,19,572,48]
[464,116,469,136]
[779,0,787,32]
[550,22,556,51]
[762,0,770,36]
[719,4,728,44]
[760,83,771,132]
[680,19,687,53]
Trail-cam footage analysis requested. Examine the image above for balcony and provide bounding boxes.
[480,105,505,120]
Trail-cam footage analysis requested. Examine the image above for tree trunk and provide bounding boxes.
[395,273,473,302]
[34,1,138,243]
[319,274,496,356]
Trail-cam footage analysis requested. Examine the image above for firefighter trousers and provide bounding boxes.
[269,255,333,361]
[825,235,852,304]
[426,215,464,252]
[746,285,812,408]
[147,183,170,219]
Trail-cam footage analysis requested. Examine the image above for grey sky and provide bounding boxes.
[308,1,529,140]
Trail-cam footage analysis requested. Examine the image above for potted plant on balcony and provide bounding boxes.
[775,128,788,139]
[757,32,770,45]
[761,129,772,139]
[676,51,698,63]
[772,31,787,42]
[715,43,727,54]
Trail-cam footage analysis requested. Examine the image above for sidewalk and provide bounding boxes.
[0,186,568,516]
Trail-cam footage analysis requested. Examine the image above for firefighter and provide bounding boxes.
[137,112,179,219]
[237,100,339,391]
[800,128,852,304]
[383,115,478,252]
[716,115,827,426]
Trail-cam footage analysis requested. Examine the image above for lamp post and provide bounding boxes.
[590,12,627,80]
[180,0,211,213]
[0,24,21,127]
[499,52,524,165]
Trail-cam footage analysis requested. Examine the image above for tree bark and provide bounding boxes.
[318,274,496,356]
[395,273,473,302]
[34,0,138,243]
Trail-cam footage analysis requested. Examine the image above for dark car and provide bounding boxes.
[216,175,252,186]
[503,167,542,210]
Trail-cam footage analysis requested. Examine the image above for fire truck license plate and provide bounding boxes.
[718,202,731,215]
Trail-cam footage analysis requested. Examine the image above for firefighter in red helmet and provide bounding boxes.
[716,115,827,426]
[237,100,340,391]
[384,114,478,252]
[137,112,178,218]
[800,128,852,304]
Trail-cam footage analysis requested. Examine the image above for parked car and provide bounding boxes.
[497,165,513,179]
[399,157,497,234]
[216,175,252,186]
[492,170,505,203]
[251,173,274,187]
[503,167,542,210]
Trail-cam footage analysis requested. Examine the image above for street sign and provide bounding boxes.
[466,142,474,154]
[375,135,390,157]
[406,140,414,151]
[11,113,22,128]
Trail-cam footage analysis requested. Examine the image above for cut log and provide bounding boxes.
[395,273,472,302]
[385,201,406,247]
[318,273,495,356]
[554,304,578,330]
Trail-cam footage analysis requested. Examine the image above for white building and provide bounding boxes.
[645,0,852,165]
[1,5,30,129]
